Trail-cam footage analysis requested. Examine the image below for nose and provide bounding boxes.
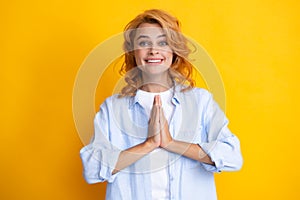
[148,45,159,55]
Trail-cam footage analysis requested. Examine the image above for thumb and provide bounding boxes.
[154,95,162,106]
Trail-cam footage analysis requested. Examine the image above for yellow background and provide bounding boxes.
[1,0,299,199]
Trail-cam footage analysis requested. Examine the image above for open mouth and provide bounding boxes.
[145,59,163,64]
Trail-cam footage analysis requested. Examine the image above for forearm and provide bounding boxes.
[163,140,214,165]
[112,97,163,175]
[112,141,157,175]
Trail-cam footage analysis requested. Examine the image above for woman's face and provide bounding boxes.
[133,23,173,75]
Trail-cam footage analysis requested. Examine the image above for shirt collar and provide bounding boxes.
[128,84,183,110]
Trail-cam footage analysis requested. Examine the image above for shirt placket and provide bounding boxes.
[168,97,182,200]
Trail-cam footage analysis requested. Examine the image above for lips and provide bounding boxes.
[145,58,164,64]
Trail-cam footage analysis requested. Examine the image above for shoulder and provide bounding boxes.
[98,94,132,110]
[190,87,212,97]
[175,85,213,102]
[189,87,213,108]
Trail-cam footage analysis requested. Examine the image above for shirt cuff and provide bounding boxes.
[80,145,121,183]
[100,148,121,183]
[199,141,224,172]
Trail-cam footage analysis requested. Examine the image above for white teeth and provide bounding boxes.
[147,59,161,63]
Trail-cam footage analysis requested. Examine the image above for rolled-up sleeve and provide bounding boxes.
[199,92,243,172]
[80,101,121,183]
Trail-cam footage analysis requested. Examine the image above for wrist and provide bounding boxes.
[144,139,159,151]
[160,138,175,149]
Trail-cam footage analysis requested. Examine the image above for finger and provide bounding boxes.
[149,104,157,123]
[157,95,162,106]
[151,96,160,123]
[149,96,158,120]
[154,105,160,124]
[149,96,161,134]
[159,107,167,127]
[153,95,159,106]
[149,96,158,122]
[148,105,160,136]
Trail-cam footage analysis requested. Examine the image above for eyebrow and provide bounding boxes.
[136,34,166,40]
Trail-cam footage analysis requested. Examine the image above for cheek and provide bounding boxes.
[166,52,173,64]
[134,49,145,64]
[134,49,141,57]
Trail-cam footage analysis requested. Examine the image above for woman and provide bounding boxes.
[80,9,243,200]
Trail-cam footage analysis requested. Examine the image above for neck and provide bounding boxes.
[140,72,173,93]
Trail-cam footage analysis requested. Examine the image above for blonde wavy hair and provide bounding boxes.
[119,9,195,97]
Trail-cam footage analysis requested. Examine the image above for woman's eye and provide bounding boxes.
[158,41,168,46]
[139,41,151,47]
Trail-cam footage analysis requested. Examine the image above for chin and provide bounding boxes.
[140,64,170,75]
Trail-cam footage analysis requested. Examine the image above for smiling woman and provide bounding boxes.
[133,23,173,89]
[80,9,243,200]
[120,9,195,97]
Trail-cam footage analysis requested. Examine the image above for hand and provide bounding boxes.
[146,95,161,148]
[146,95,173,149]
[159,105,173,148]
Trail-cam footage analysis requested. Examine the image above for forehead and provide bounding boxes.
[134,23,165,38]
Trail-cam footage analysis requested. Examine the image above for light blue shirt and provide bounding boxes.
[80,86,243,200]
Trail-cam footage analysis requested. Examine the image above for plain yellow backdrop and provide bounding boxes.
[1,0,299,199]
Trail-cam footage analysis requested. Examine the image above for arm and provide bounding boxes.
[198,92,243,172]
[158,101,214,165]
[112,140,156,174]
[162,140,214,165]
[80,103,121,183]
[112,96,161,174]
[81,96,163,182]
[158,92,243,172]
